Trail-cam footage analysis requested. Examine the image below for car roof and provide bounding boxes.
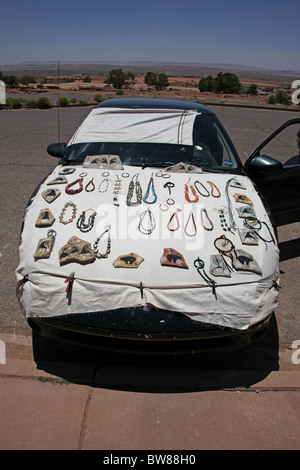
[96,97,213,114]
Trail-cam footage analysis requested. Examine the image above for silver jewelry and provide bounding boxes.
[98,178,110,193]
[93,226,111,259]
[138,209,156,235]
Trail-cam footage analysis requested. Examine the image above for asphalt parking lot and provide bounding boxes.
[0,103,300,372]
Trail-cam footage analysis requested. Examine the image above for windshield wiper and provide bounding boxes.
[130,160,174,169]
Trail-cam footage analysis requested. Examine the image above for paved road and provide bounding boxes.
[0,104,300,371]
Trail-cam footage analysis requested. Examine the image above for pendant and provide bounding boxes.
[34,230,57,260]
[47,176,68,185]
[59,236,96,265]
[194,257,217,298]
[113,252,144,268]
[59,167,75,175]
[232,248,262,275]
[210,255,231,277]
[42,188,61,203]
[35,208,55,227]
[113,175,122,206]
[229,178,247,190]
[238,228,259,246]
[237,205,256,218]
[160,248,188,269]
[233,193,253,205]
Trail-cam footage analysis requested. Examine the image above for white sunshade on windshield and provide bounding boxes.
[67,107,199,146]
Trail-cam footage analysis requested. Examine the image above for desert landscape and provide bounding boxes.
[1,62,299,108]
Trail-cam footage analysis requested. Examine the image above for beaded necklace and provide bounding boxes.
[113,175,122,206]
[93,225,111,259]
[85,178,95,192]
[184,211,197,237]
[98,178,110,193]
[65,172,87,195]
[184,178,199,203]
[126,173,142,206]
[194,180,210,197]
[76,209,97,233]
[138,209,156,235]
[143,174,157,204]
[207,181,221,198]
[167,209,181,232]
[59,201,77,225]
[200,208,214,231]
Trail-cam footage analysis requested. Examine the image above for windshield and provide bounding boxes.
[62,112,241,173]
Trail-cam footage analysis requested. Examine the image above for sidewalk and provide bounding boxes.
[1,332,300,450]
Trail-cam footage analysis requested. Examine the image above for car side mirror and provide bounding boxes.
[47,143,66,158]
[246,155,283,179]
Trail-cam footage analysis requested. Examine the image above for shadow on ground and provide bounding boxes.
[31,314,279,393]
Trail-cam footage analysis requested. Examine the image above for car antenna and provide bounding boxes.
[57,60,60,142]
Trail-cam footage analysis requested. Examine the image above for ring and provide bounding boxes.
[79,171,88,177]
[102,171,110,177]
[166,198,175,205]
[159,203,169,211]
[122,172,130,178]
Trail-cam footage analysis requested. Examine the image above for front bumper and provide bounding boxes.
[28,307,273,355]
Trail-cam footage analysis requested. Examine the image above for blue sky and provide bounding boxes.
[0,0,299,70]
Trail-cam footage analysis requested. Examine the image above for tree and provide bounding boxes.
[268,90,291,106]
[214,72,241,94]
[198,75,215,92]
[20,75,36,85]
[4,75,18,88]
[82,75,91,83]
[104,69,135,89]
[145,72,158,86]
[247,84,258,95]
[144,72,169,89]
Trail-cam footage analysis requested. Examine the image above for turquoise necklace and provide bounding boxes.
[143,174,157,204]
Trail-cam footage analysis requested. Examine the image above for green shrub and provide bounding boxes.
[70,97,77,103]
[58,96,69,107]
[6,97,23,108]
[36,97,51,109]
[23,98,36,108]
[94,93,104,103]
[268,90,291,106]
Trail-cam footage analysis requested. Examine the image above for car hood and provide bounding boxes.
[16,164,279,330]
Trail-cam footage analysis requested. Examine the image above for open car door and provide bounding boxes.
[244,118,300,226]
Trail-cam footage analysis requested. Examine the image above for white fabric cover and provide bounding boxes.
[16,164,279,331]
[68,107,197,145]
